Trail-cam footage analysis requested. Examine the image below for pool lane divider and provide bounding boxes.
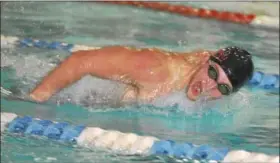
[1,112,279,163]
[100,1,279,30]
[1,35,279,93]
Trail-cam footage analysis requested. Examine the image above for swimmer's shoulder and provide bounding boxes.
[178,49,214,65]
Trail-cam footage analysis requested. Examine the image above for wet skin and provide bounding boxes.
[29,46,232,103]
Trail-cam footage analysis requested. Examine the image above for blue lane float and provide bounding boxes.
[18,37,74,52]
[247,71,279,93]
[1,34,279,93]
[1,112,279,163]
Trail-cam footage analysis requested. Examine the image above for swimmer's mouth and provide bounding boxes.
[191,81,202,97]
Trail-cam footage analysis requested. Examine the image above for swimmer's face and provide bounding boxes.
[187,61,233,101]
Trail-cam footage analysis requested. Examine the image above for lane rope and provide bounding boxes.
[100,1,279,29]
[1,112,279,163]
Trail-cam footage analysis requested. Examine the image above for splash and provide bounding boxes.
[149,90,199,114]
[53,76,127,108]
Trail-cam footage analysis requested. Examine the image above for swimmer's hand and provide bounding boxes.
[30,90,52,102]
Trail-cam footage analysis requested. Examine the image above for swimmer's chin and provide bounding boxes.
[186,89,216,102]
[186,89,197,101]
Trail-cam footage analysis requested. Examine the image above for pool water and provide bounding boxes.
[1,2,279,163]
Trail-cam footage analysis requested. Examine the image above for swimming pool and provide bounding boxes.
[1,2,279,163]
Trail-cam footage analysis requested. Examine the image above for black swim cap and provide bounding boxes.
[210,46,254,93]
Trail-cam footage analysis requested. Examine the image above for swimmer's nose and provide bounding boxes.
[203,78,217,92]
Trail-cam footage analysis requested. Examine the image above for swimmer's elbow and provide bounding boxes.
[69,51,95,76]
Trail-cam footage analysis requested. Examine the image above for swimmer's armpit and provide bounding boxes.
[121,86,139,103]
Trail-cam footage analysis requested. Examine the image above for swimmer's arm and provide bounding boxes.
[29,47,135,102]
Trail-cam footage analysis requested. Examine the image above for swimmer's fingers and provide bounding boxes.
[1,86,46,105]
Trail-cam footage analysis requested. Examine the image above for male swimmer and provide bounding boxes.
[29,46,254,105]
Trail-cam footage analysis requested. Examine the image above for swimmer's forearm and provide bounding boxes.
[29,47,134,102]
[30,51,90,102]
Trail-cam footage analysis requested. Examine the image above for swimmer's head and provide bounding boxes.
[187,46,254,101]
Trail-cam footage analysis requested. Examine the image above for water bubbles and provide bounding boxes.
[177,40,187,47]
[149,90,202,114]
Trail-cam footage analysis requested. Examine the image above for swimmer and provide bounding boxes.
[29,46,254,105]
